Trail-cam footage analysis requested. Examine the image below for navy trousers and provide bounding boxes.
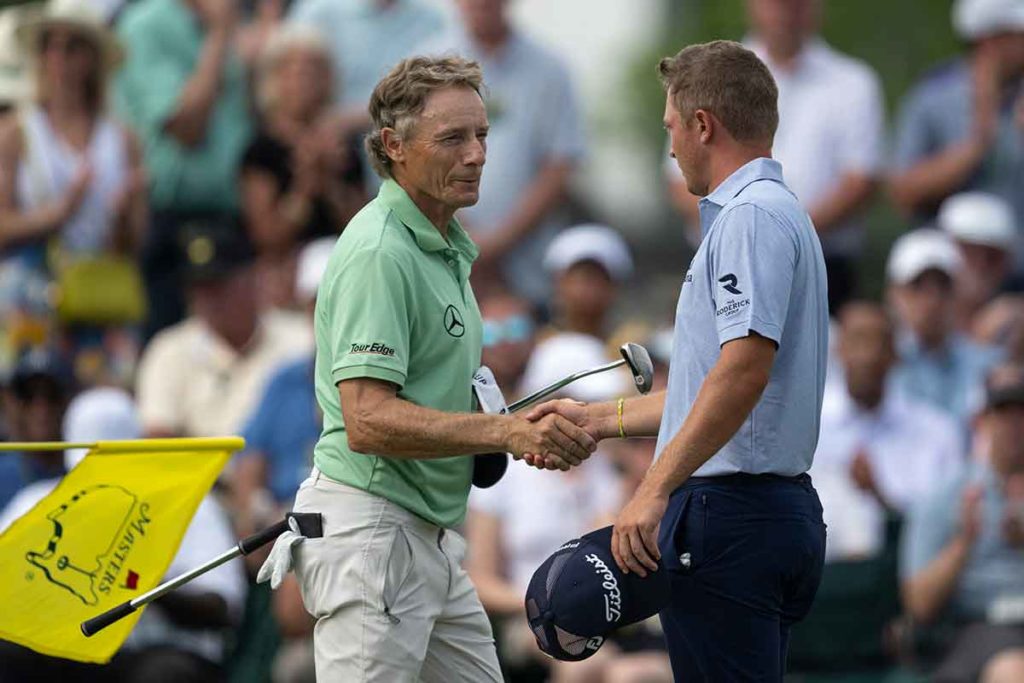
[657,473,826,682]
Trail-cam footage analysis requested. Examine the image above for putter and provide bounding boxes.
[507,342,654,413]
[81,512,324,637]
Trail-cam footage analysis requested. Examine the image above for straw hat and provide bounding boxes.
[15,0,124,71]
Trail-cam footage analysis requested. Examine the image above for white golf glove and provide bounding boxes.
[256,520,305,590]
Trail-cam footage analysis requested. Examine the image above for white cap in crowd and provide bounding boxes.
[62,387,141,470]
[520,332,629,403]
[938,192,1018,253]
[296,237,336,303]
[543,224,634,282]
[886,228,963,285]
[953,0,1024,40]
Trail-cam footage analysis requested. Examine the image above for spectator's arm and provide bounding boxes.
[901,485,981,624]
[464,509,524,616]
[136,333,186,438]
[902,533,972,624]
[110,127,148,254]
[887,139,988,217]
[808,173,877,235]
[231,452,269,535]
[163,23,235,148]
[0,118,86,248]
[811,68,884,234]
[473,159,574,259]
[240,167,310,254]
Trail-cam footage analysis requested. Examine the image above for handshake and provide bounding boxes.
[473,343,654,476]
[509,399,602,471]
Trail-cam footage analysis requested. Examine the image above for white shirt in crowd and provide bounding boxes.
[810,387,964,561]
[747,37,885,257]
[136,310,312,437]
[469,456,622,591]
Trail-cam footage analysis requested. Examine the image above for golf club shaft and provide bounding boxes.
[82,517,294,637]
[507,359,625,413]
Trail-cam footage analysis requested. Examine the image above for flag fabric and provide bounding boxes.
[0,437,243,663]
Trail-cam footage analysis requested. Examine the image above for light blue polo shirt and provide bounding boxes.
[655,158,829,478]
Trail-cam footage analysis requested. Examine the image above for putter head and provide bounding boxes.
[619,343,654,394]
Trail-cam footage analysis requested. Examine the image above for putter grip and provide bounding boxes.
[81,600,137,637]
[238,518,291,555]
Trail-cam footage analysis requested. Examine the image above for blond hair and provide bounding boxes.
[365,55,484,179]
[255,25,333,115]
[658,40,778,146]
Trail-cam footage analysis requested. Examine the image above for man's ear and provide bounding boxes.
[694,109,714,144]
[381,127,404,166]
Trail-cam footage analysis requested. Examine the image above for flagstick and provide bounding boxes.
[81,512,322,637]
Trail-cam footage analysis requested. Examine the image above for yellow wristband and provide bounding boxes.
[617,397,627,439]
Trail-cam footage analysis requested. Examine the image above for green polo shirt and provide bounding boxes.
[312,180,483,528]
[114,0,252,211]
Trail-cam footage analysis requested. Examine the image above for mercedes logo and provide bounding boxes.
[443,305,465,338]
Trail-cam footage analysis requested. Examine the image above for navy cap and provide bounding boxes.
[7,346,74,397]
[524,525,670,661]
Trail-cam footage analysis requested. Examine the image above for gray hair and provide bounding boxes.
[365,55,484,179]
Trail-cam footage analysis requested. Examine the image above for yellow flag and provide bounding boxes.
[0,437,242,663]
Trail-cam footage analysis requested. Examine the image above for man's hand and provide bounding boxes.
[611,483,667,578]
[520,399,607,470]
[505,413,596,471]
[525,399,602,440]
[848,448,890,508]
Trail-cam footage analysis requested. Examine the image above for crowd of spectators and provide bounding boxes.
[0,0,1023,681]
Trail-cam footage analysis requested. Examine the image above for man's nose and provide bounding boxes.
[464,139,486,166]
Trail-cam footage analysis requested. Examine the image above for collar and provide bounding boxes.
[378,179,479,261]
[702,157,784,209]
[698,157,784,236]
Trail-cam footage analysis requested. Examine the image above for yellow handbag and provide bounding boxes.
[51,249,147,325]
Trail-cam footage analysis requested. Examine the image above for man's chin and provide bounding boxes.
[449,189,480,208]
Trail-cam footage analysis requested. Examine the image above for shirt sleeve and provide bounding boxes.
[536,60,586,162]
[135,331,186,434]
[323,248,411,387]
[891,85,936,172]
[240,369,281,455]
[708,204,798,347]
[114,19,189,134]
[834,68,885,175]
[900,486,956,580]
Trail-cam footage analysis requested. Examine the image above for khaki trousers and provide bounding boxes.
[291,468,502,682]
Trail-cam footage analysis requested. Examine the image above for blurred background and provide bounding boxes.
[1,0,1024,681]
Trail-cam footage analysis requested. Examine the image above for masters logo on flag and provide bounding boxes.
[0,437,242,664]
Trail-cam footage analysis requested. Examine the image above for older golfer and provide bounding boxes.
[529,41,829,679]
[284,56,596,681]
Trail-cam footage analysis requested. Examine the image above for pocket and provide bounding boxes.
[659,491,691,573]
[379,526,415,624]
[662,490,710,575]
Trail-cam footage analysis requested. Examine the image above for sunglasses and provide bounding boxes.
[482,314,533,347]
